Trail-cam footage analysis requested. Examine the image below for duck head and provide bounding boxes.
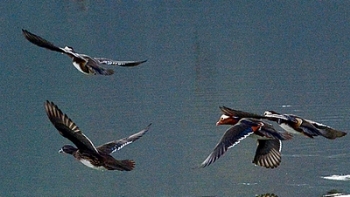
[59,145,78,155]
[216,114,240,126]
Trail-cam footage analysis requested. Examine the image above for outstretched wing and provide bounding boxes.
[264,111,297,123]
[304,119,347,139]
[219,106,266,119]
[44,100,99,154]
[97,123,152,154]
[22,29,64,53]
[252,139,281,168]
[200,120,257,168]
[255,121,293,140]
[94,58,147,67]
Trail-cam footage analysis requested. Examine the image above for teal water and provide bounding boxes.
[1,1,350,196]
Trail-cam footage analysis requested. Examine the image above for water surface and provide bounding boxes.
[1,1,350,196]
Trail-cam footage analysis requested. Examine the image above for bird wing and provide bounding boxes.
[252,139,281,168]
[298,118,323,136]
[94,58,147,67]
[97,123,152,154]
[22,29,86,61]
[22,29,64,53]
[303,119,347,139]
[219,106,266,119]
[264,112,299,124]
[200,120,257,168]
[255,121,293,140]
[44,101,99,154]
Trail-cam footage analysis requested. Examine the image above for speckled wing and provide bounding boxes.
[44,101,99,154]
[22,29,64,53]
[97,123,152,154]
[94,58,147,67]
[200,121,256,168]
[219,106,266,119]
[252,139,281,168]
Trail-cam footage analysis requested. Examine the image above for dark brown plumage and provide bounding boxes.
[22,29,147,75]
[45,100,151,171]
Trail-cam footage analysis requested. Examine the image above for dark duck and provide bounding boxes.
[22,29,147,76]
[45,100,151,171]
[264,110,346,139]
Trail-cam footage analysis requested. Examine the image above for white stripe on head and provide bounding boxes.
[220,114,230,120]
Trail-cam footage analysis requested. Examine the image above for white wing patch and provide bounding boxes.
[116,141,132,151]
[200,131,254,167]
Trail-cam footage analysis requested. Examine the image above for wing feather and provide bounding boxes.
[44,101,99,154]
[219,106,266,119]
[252,139,281,168]
[200,120,256,168]
[94,58,147,67]
[22,29,64,53]
[97,123,151,154]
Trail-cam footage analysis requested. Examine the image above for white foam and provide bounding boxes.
[322,174,350,181]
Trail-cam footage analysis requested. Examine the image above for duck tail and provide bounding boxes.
[119,160,135,171]
[107,159,135,171]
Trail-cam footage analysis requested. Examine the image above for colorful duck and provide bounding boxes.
[201,107,292,169]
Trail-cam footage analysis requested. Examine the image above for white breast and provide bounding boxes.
[72,62,90,75]
[79,159,105,171]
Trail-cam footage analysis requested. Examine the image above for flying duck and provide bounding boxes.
[45,100,151,171]
[22,29,147,75]
[212,106,292,168]
[264,110,347,139]
[201,116,292,169]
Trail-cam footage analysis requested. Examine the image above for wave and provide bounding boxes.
[321,174,350,181]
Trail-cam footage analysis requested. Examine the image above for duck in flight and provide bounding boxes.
[200,106,292,169]
[22,29,147,76]
[45,100,151,171]
[214,106,292,168]
[264,110,347,139]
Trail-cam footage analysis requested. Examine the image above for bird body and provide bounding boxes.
[22,29,147,75]
[45,100,151,171]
